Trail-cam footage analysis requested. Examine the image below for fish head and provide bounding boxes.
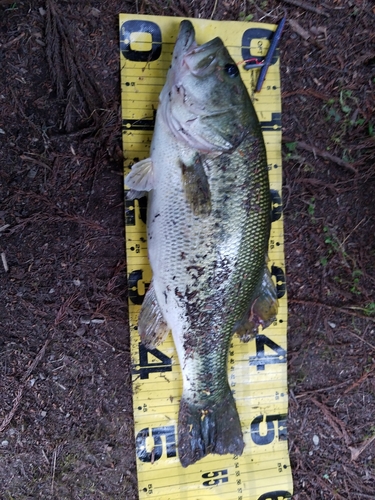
[159,20,256,152]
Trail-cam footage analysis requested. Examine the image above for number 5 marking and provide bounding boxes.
[202,469,229,487]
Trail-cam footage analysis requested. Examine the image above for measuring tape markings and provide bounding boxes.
[130,373,288,411]
[135,459,291,500]
[134,447,290,481]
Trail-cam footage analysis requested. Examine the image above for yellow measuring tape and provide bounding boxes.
[120,14,292,500]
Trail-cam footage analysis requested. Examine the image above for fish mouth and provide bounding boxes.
[174,20,197,56]
[161,21,234,151]
[175,20,225,77]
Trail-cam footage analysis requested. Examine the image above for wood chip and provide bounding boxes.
[349,435,375,461]
[281,0,330,17]
[289,19,325,49]
[289,19,311,41]
[1,252,8,272]
[282,137,357,173]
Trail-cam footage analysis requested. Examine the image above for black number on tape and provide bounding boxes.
[125,198,137,226]
[202,469,229,487]
[136,425,176,462]
[120,20,162,62]
[250,414,287,445]
[128,269,150,305]
[123,117,156,132]
[257,491,292,500]
[249,334,286,371]
[271,265,286,298]
[125,197,148,227]
[132,343,172,379]
[260,112,281,131]
[241,28,279,66]
[270,190,282,222]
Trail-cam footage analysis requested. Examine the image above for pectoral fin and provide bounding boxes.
[125,158,154,199]
[138,282,170,349]
[234,266,278,342]
[181,155,211,216]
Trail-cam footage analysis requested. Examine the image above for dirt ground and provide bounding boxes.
[0,0,374,499]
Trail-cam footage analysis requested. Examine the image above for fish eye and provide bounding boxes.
[224,64,239,78]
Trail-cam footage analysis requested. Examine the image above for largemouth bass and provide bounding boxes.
[126,20,278,467]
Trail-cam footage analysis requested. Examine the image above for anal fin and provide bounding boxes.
[138,282,170,349]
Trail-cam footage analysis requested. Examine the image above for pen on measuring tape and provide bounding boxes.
[254,16,286,93]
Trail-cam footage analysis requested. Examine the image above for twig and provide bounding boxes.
[210,0,218,19]
[9,87,42,136]
[304,458,347,500]
[294,380,351,398]
[311,397,352,446]
[54,292,79,326]
[45,0,103,131]
[288,19,324,49]
[0,291,80,433]
[289,298,375,323]
[9,212,105,234]
[51,444,63,494]
[1,252,8,272]
[282,137,357,173]
[282,88,330,100]
[344,362,375,394]
[288,18,311,40]
[20,154,52,172]
[281,0,330,17]
[0,32,25,49]
[349,435,375,461]
[0,336,52,433]
[346,329,375,351]
[341,217,365,246]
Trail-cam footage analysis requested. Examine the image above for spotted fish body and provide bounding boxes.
[126,20,278,467]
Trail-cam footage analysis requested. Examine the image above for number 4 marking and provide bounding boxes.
[132,343,172,379]
[249,334,287,371]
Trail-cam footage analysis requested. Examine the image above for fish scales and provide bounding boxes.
[126,20,278,467]
[149,135,269,374]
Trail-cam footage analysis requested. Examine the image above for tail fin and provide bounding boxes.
[178,389,244,467]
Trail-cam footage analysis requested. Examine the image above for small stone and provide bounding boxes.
[91,318,105,324]
[80,316,91,325]
[91,7,101,17]
[75,326,86,336]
